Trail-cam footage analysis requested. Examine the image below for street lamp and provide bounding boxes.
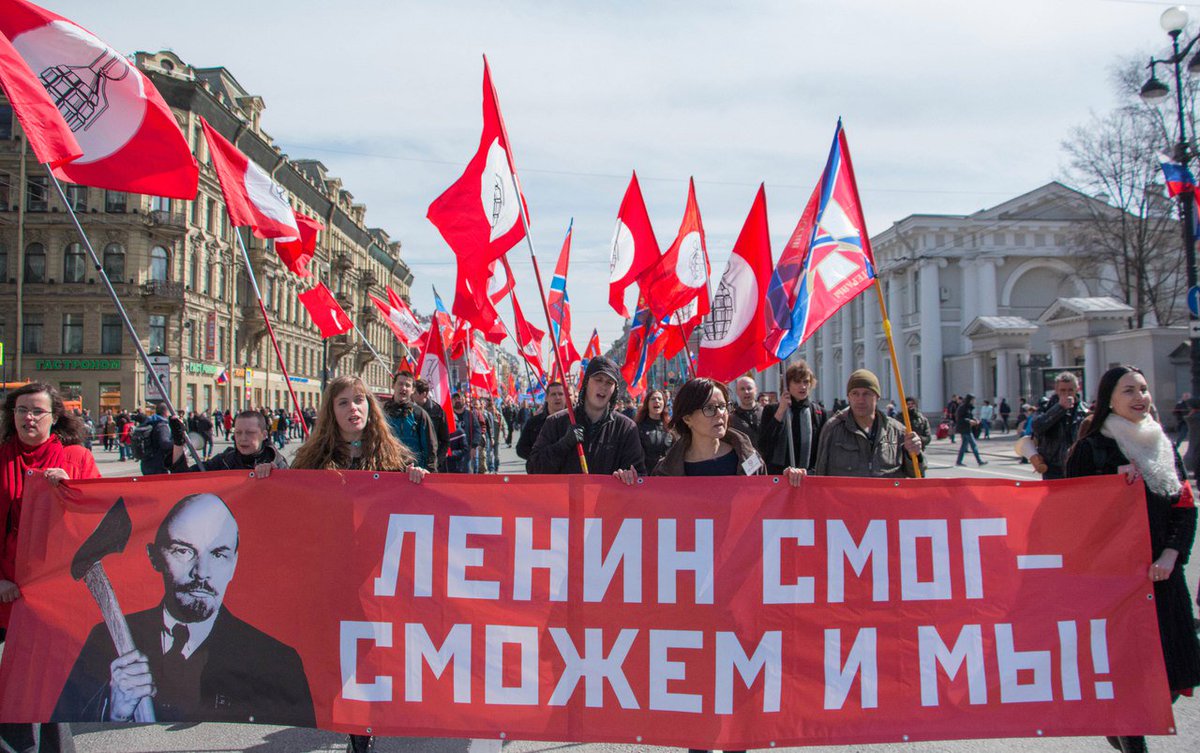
[1141,5,1200,397]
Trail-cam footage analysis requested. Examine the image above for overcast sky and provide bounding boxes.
[47,0,1198,355]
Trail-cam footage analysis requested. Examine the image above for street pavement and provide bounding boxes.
[36,430,1200,751]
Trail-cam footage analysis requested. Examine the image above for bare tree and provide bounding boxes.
[1061,56,1194,327]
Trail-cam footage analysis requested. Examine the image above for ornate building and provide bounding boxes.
[0,51,413,415]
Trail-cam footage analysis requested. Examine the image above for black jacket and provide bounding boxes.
[636,418,673,473]
[1031,401,1087,475]
[516,410,549,460]
[139,415,173,476]
[728,404,764,453]
[528,406,646,475]
[1065,433,1200,693]
[169,442,288,473]
[419,399,450,470]
[759,400,826,474]
[53,606,314,726]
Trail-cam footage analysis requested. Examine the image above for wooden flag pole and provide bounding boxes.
[233,230,309,437]
[872,278,923,478]
[485,57,588,473]
[46,171,206,471]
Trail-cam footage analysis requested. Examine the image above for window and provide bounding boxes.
[105,190,127,213]
[101,314,122,354]
[150,196,171,213]
[215,263,226,300]
[64,184,87,212]
[148,315,166,352]
[0,171,9,211]
[218,326,227,361]
[24,242,45,282]
[102,243,124,280]
[205,199,214,232]
[63,242,86,283]
[187,319,196,358]
[61,313,83,354]
[0,104,12,140]
[26,176,48,212]
[188,250,198,289]
[150,246,169,282]
[0,243,7,281]
[23,314,43,354]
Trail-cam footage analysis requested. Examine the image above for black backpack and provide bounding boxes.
[129,423,155,460]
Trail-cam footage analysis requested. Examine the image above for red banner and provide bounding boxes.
[0,472,1174,748]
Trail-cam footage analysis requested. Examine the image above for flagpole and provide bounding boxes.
[872,279,923,479]
[351,320,393,379]
[430,285,458,393]
[485,58,588,474]
[674,314,696,378]
[233,230,309,437]
[46,171,205,472]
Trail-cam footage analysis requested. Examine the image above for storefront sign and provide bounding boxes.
[35,359,122,371]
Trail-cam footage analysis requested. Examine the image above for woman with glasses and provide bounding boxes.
[616,377,800,753]
[0,382,99,752]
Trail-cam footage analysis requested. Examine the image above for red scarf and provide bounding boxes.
[0,435,69,514]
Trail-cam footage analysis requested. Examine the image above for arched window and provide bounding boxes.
[102,243,125,280]
[150,246,169,282]
[63,242,86,283]
[24,242,45,283]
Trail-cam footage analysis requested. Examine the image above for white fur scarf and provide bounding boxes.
[1100,413,1181,498]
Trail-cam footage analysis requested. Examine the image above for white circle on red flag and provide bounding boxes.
[14,21,147,164]
[674,231,706,288]
[701,253,757,347]
[480,139,519,241]
[609,220,635,282]
[243,162,299,236]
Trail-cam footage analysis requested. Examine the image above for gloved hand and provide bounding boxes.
[169,416,186,446]
[560,425,585,448]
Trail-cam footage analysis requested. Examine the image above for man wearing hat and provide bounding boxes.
[814,369,925,478]
[528,356,646,476]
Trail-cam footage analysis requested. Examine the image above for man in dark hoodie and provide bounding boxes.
[167,410,288,474]
[528,356,646,476]
[759,360,827,474]
[412,378,449,472]
[383,370,438,472]
[516,381,567,461]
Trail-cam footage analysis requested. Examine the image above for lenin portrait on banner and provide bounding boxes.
[52,493,315,726]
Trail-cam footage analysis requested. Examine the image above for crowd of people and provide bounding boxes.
[0,356,1197,753]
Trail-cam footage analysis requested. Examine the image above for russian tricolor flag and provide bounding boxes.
[1159,154,1195,198]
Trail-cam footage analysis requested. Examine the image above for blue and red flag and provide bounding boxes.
[1158,154,1200,240]
[621,295,669,394]
[578,328,602,392]
[764,120,877,360]
[547,219,582,369]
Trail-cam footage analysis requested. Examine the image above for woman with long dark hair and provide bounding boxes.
[635,388,673,473]
[1,382,98,751]
[1065,365,1199,753]
[265,376,425,753]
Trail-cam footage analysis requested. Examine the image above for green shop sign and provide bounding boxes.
[36,359,122,371]
[186,363,221,375]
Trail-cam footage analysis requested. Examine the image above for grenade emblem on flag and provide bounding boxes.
[489,175,505,229]
[704,279,735,341]
[686,238,705,285]
[40,50,130,132]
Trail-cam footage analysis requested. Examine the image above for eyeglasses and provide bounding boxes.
[14,407,52,420]
[699,402,729,417]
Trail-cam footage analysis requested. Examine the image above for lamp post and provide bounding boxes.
[1141,5,1200,397]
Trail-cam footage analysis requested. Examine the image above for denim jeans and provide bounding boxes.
[957,430,983,464]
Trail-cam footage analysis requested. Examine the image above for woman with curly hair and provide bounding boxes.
[265,375,425,753]
[1,382,98,751]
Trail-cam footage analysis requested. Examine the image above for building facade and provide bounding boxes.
[0,51,414,416]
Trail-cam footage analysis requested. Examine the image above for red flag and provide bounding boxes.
[512,295,546,378]
[428,58,528,327]
[620,294,668,388]
[697,185,777,380]
[453,266,507,343]
[416,318,456,434]
[274,214,323,278]
[297,283,352,338]
[468,337,497,395]
[646,178,710,321]
[488,257,516,305]
[0,31,80,167]
[0,0,198,198]
[661,297,703,360]
[608,171,661,317]
[201,118,300,241]
[505,372,517,401]
[369,293,423,346]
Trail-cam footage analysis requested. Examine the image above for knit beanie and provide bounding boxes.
[846,369,881,396]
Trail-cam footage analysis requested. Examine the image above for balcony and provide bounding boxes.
[146,210,188,236]
[141,279,185,301]
[332,252,354,273]
[360,269,378,289]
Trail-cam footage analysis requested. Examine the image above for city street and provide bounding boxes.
[29,431,1200,751]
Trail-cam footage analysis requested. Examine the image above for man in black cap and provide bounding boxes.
[528,356,646,476]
